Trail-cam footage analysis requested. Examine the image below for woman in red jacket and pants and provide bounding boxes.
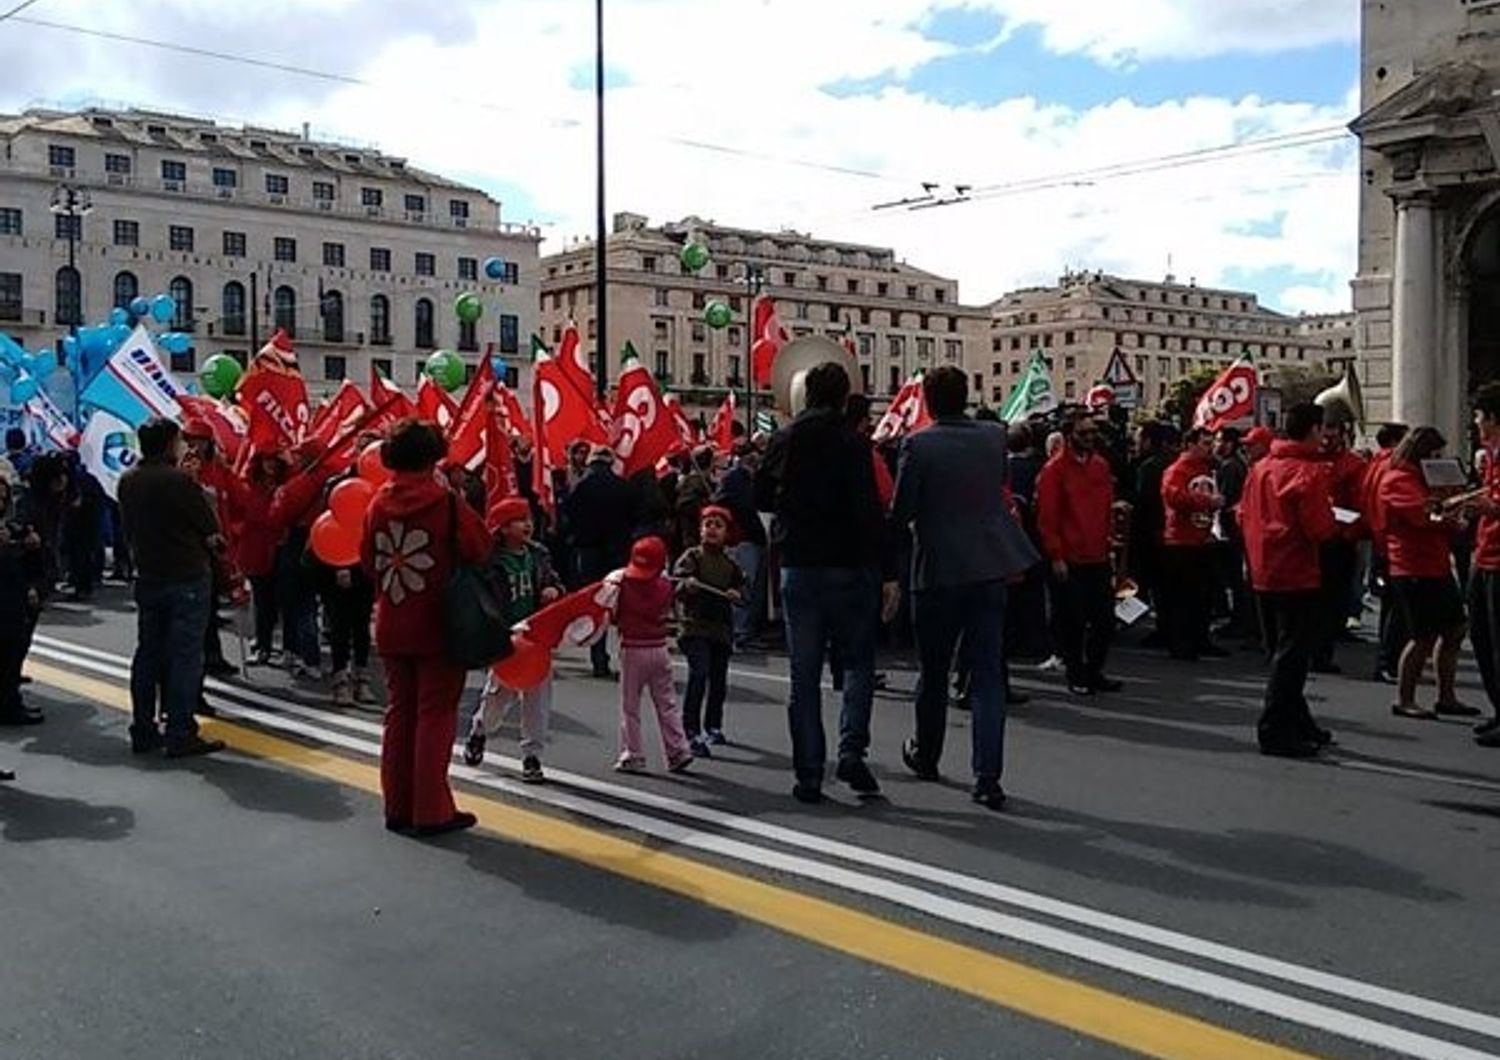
[1378,427,1476,720]
[361,419,491,836]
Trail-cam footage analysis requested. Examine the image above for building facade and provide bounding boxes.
[1351,0,1500,441]
[537,213,991,414]
[984,270,1350,411]
[0,107,541,398]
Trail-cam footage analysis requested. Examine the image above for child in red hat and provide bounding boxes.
[673,506,745,756]
[612,535,692,773]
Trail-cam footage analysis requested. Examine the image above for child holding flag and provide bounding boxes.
[463,497,563,783]
[673,506,745,757]
[612,536,693,774]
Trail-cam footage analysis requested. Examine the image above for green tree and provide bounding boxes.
[1157,366,1222,428]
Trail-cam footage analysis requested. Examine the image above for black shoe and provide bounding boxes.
[792,781,823,804]
[164,735,226,759]
[953,695,972,713]
[130,728,164,755]
[463,731,486,767]
[831,674,845,693]
[0,710,44,727]
[901,738,939,781]
[414,811,478,837]
[194,699,218,719]
[205,660,238,679]
[520,755,545,784]
[1259,740,1322,759]
[872,672,889,691]
[1435,701,1481,718]
[1198,644,1230,660]
[1006,688,1030,706]
[972,780,1007,811]
[836,757,880,796]
[1090,676,1124,693]
[1372,668,1398,685]
[18,675,31,685]
[1305,725,1334,748]
[1474,717,1500,736]
[0,768,13,782]
[1067,679,1096,696]
[591,667,619,682]
[1477,728,1500,748]
[385,818,413,835]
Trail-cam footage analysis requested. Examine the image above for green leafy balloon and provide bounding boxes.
[679,242,710,273]
[425,349,466,392]
[704,301,733,330]
[454,292,483,324]
[199,353,243,399]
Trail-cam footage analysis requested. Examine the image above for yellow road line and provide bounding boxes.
[26,659,1323,1060]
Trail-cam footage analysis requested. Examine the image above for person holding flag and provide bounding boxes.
[1000,351,1057,423]
[1158,428,1228,662]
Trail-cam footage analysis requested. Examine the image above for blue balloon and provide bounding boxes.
[150,294,176,324]
[484,256,506,281]
[159,332,191,354]
[10,375,38,403]
[129,296,151,319]
[0,361,14,384]
[0,331,25,367]
[24,351,55,380]
[107,323,131,347]
[109,306,130,326]
[78,325,111,358]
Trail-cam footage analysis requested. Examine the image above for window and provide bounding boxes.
[54,214,81,241]
[223,231,246,257]
[0,273,21,321]
[369,295,391,345]
[935,289,947,304]
[728,354,742,384]
[48,144,76,169]
[449,199,470,222]
[404,194,426,214]
[1010,360,1020,374]
[457,257,477,281]
[321,290,344,343]
[1064,330,1075,345]
[222,281,246,336]
[876,282,889,297]
[691,353,708,383]
[362,187,383,208]
[323,242,345,267]
[888,365,901,395]
[654,288,669,307]
[163,225,191,252]
[415,297,435,348]
[55,266,82,325]
[212,167,237,189]
[1064,355,1076,370]
[313,181,335,202]
[992,363,1004,376]
[889,335,905,357]
[415,252,435,277]
[847,279,860,294]
[499,313,519,354]
[1010,337,1022,351]
[169,348,195,374]
[371,357,392,381]
[906,285,919,300]
[728,326,741,347]
[370,247,391,272]
[274,285,297,338]
[782,271,797,286]
[1064,380,1076,399]
[323,355,347,381]
[458,318,478,352]
[815,275,828,291]
[266,173,290,195]
[113,219,139,247]
[642,255,657,273]
[0,208,20,235]
[104,153,130,175]
[944,340,961,362]
[170,276,194,331]
[274,237,297,262]
[161,159,187,183]
[916,337,934,358]
[858,333,874,357]
[113,271,139,310]
[691,322,706,343]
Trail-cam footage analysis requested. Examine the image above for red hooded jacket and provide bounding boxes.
[1474,446,1500,572]
[1379,463,1455,580]
[1161,451,1219,547]
[360,472,490,658]
[1035,450,1114,564]
[1360,448,1396,555]
[1321,445,1367,541]
[1240,439,1339,592]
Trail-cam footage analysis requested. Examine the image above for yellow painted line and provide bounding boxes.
[26,659,1323,1060]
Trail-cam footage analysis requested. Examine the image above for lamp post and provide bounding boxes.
[740,262,765,435]
[593,0,608,401]
[49,183,91,336]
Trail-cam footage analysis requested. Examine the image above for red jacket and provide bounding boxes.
[1474,446,1500,572]
[270,466,335,534]
[1035,450,1114,564]
[1321,446,1368,541]
[360,472,490,658]
[215,474,283,578]
[615,574,675,649]
[1379,464,1455,580]
[1161,452,1219,547]
[1241,440,1339,592]
[1360,449,1395,555]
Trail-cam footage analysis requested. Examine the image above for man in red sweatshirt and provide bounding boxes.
[1241,403,1340,757]
[1158,427,1226,661]
[1468,384,1500,748]
[1311,420,1367,674]
[1036,411,1121,695]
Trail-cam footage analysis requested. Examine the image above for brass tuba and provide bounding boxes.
[771,335,863,417]
[1315,366,1365,431]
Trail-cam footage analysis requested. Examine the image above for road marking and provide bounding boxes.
[27,643,1500,1060]
[22,658,1328,1060]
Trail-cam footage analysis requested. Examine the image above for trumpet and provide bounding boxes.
[1427,486,1489,518]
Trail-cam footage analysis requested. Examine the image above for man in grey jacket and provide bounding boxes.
[891,367,1038,808]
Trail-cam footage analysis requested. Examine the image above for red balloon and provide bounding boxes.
[357,442,393,489]
[310,510,360,568]
[490,635,551,692]
[329,476,375,528]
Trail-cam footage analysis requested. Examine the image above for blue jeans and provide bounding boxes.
[912,580,1008,784]
[131,574,212,742]
[276,534,320,668]
[680,636,731,736]
[730,542,764,644]
[781,566,879,785]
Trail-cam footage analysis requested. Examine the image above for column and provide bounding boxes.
[1391,194,1438,427]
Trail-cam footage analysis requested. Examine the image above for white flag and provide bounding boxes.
[78,409,140,501]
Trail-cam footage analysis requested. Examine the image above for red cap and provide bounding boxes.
[181,417,213,441]
[1245,427,1275,449]
[699,504,737,542]
[486,495,532,533]
[623,535,668,580]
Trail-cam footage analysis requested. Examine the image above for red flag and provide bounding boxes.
[663,393,696,457]
[709,391,737,454]
[534,351,608,465]
[497,382,533,441]
[518,580,615,649]
[417,375,459,430]
[750,297,789,387]
[531,363,557,516]
[447,371,496,468]
[179,395,246,464]
[1193,357,1257,431]
[308,380,369,445]
[610,359,682,479]
[1086,384,1117,411]
[237,332,309,453]
[556,322,597,402]
[368,364,416,434]
[872,374,932,444]
[481,397,518,503]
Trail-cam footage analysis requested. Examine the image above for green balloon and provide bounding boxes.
[704,301,733,330]
[199,353,242,399]
[680,242,710,273]
[454,292,483,325]
[425,349,465,392]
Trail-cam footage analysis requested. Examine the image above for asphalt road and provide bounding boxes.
[4,586,1499,1060]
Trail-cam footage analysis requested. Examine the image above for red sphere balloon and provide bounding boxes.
[310,510,360,568]
[490,635,551,692]
[329,476,375,528]
[357,442,393,488]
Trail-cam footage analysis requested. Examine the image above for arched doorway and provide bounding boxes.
[1469,207,1500,392]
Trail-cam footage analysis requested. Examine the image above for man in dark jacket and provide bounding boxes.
[714,443,767,648]
[892,367,1038,809]
[117,418,224,759]
[562,445,635,677]
[755,362,895,803]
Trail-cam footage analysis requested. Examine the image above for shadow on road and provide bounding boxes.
[0,786,135,842]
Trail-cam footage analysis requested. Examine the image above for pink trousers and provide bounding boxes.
[618,645,690,765]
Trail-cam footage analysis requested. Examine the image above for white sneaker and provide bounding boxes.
[1037,655,1065,673]
[353,671,376,704]
[331,673,354,707]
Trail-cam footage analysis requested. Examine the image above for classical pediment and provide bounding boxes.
[1351,62,1496,137]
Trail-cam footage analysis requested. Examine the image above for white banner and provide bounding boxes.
[78,409,140,501]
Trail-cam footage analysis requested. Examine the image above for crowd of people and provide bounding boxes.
[2,366,1497,812]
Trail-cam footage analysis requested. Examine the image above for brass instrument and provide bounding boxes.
[1427,484,1489,520]
[1315,367,1365,431]
[771,335,863,417]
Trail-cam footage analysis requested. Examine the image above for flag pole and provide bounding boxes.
[593,0,608,403]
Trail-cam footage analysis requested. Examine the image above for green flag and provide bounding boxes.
[753,409,778,434]
[999,351,1057,422]
[529,334,547,361]
[621,340,640,367]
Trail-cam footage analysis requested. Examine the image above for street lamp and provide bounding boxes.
[739,262,765,434]
[593,0,608,401]
[49,183,91,334]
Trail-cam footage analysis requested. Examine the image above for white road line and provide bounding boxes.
[30,635,1500,1056]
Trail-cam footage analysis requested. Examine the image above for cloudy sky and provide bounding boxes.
[0,0,1361,313]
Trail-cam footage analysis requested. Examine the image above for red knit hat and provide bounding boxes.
[486,495,532,533]
[623,535,668,580]
[1245,426,1275,449]
[700,504,737,542]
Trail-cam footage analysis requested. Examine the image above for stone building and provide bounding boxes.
[0,107,540,398]
[538,213,991,414]
[1351,0,1500,440]
[985,270,1347,411]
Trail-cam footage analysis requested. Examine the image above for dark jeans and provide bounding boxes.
[0,618,28,718]
[1216,539,1251,631]
[249,574,278,655]
[1050,562,1114,684]
[781,566,879,786]
[324,579,374,672]
[1469,569,1500,717]
[1314,540,1357,667]
[1374,553,1408,675]
[1158,544,1214,658]
[130,574,211,742]
[1257,590,1322,748]
[576,543,625,672]
[912,580,1009,783]
[680,636,731,736]
[276,534,320,668]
